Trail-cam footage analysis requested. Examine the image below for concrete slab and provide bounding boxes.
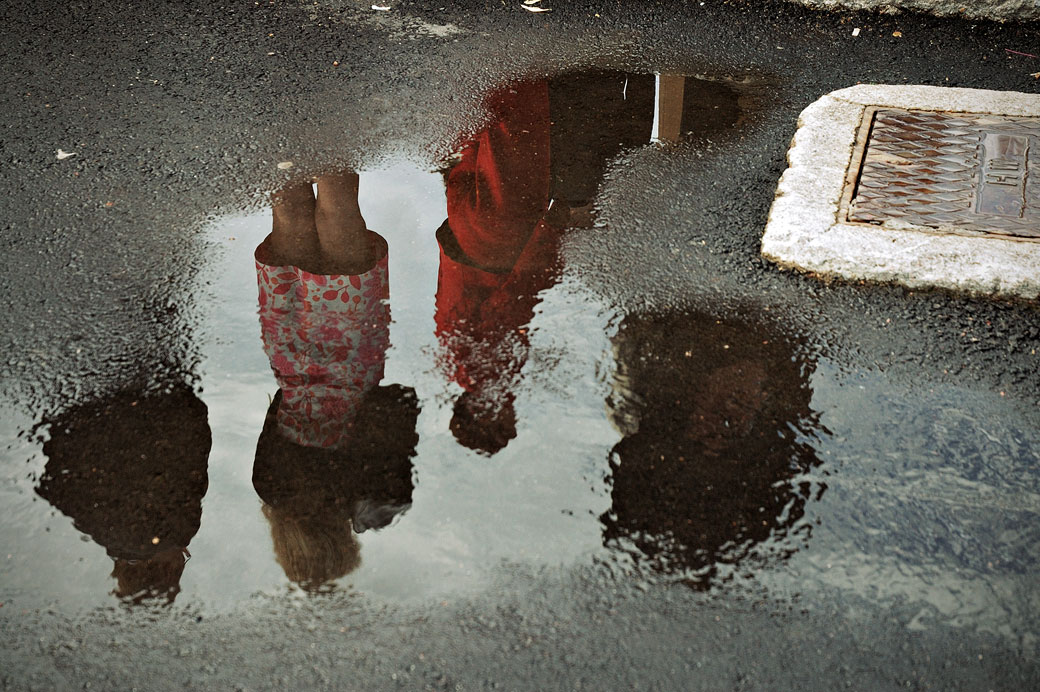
[761,85,1040,299]
[783,0,1040,23]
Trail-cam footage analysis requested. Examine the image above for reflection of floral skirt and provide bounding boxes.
[255,231,390,449]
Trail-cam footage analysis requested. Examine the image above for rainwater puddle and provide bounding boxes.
[191,170,620,605]
[1,71,1037,644]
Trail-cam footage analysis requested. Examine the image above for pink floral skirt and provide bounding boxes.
[255,231,390,449]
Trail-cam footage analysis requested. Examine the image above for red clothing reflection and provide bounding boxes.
[434,80,564,455]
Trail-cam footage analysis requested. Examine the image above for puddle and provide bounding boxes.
[2,70,1037,642]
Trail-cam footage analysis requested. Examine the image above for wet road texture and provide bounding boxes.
[1,1,1038,690]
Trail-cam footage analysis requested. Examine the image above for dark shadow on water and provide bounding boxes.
[35,384,211,606]
[549,71,742,208]
[601,309,824,588]
[253,386,419,592]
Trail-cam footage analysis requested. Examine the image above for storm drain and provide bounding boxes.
[846,108,1039,238]
[762,85,1040,298]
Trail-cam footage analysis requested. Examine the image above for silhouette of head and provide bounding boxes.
[449,389,518,457]
[253,384,419,591]
[261,502,362,592]
[110,548,191,605]
[602,310,822,587]
[35,384,211,605]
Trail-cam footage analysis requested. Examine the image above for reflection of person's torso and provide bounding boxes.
[256,231,390,450]
[435,79,559,394]
[603,311,821,586]
[35,386,212,603]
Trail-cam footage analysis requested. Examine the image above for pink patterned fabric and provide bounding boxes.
[255,232,390,449]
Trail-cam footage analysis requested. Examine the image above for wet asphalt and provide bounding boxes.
[2,0,1039,689]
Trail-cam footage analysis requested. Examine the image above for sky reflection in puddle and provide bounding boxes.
[193,164,620,604]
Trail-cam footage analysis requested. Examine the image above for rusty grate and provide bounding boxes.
[844,108,1040,239]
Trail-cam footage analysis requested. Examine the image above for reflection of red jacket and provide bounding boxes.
[434,80,563,394]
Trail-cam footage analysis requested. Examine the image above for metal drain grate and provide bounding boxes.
[844,108,1040,239]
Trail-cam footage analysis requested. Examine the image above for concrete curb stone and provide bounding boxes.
[761,85,1040,299]
[782,0,1040,22]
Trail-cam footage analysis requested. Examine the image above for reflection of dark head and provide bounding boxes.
[450,389,518,457]
[35,384,211,605]
[602,310,821,587]
[110,548,190,606]
[253,384,419,591]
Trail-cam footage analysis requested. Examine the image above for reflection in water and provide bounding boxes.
[435,72,741,456]
[248,71,746,586]
[602,311,823,587]
[35,385,211,605]
[4,69,1036,645]
[435,79,562,456]
[253,173,418,590]
[15,71,757,606]
[252,387,418,590]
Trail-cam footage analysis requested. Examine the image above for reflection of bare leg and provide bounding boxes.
[315,173,374,275]
[270,183,321,270]
[654,74,685,144]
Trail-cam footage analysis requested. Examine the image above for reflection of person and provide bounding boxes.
[252,386,418,590]
[253,173,418,590]
[435,72,742,456]
[435,80,562,456]
[601,310,822,587]
[256,173,391,449]
[35,385,211,605]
